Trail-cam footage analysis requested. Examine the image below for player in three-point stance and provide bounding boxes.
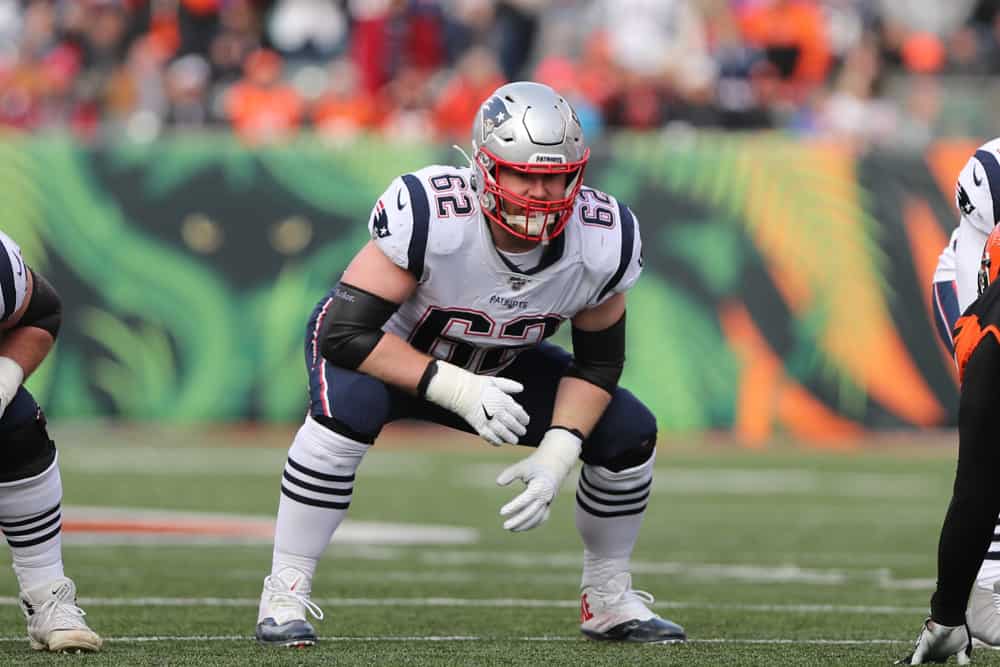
[0,231,101,652]
[253,81,685,647]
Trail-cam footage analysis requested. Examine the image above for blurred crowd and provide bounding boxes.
[2,0,1000,148]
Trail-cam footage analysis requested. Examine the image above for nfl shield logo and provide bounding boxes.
[508,276,528,291]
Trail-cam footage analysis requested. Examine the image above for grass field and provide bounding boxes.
[0,423,988,665]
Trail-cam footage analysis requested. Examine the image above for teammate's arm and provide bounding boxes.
[319,241,529,446]
[0,269,62,414]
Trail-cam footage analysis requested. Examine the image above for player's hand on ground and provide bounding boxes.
[422,360,529,446]
[896,618,971,665]
[496,428,582,531]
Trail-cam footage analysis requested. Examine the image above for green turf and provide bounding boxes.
[0,425,990,665]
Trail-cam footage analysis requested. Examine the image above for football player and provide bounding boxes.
[253,81,685,647]
[929,138,1000,648]
[0,232,101,652]
[898,225,1000,664]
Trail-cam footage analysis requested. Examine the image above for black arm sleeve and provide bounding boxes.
[318,282,399,370]
[564,312,626,394]
[18,269,61,338]
[930,334,1000,626]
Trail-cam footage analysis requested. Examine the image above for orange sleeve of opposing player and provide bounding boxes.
[954,314,1000,384]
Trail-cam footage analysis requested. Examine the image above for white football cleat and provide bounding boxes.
[579,572,686,643]
[896,618,971,665]
[968,582,1000,649]
[255,567,324,647]
[20,577,102,653]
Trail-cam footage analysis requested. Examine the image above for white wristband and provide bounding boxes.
[423,360,467,412]
[537,427,583,476]
[0,356,24,403]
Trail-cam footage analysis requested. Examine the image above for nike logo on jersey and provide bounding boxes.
[974,165,984,186]
[483,406,494,421]
[397,188,406,210]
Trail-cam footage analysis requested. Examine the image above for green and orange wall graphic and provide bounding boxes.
[0,132,974,440]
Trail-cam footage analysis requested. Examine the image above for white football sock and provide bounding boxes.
[575,453,654,589]
[976,514,1000,589]
[271,417,369,589]
[0,457,64,592]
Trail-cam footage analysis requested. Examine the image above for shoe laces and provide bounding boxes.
[263,575,325,621]
[991,588,1000,613]
[593,578,656,615]
[35,596,89,631]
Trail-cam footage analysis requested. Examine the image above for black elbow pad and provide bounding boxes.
[565,312,626,394]
[319,283,398,369]
[18,269,61,338]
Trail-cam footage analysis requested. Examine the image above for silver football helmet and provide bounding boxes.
[471,81,589,241]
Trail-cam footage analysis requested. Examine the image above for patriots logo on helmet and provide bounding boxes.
[371,200,390,239]
[958,183,976,216]
[481,96,512,142]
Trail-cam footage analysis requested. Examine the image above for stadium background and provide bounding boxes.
[1,0,999,664]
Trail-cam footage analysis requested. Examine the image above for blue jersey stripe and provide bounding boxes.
[931,281,961,356]
[402,174,430,281]
[0,244,17,322]
[597,203,636,302]
[975,149,1000,225]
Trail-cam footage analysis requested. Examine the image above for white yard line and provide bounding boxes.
[0,596,929,615]
[0,634,911,645]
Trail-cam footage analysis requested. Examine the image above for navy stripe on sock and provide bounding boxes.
[579,469,651,496]
[577,482,650,508]
[0,504,60,529]
[286,457,354,483]
[282,470,352,496]
[281,484,350,510]
[1,512,61,538]
[575,492,646,518]
[6,524,61,549]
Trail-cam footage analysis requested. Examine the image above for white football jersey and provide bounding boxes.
[367,165,642,374]
[0,231,28,324]
[936,137,1000,311]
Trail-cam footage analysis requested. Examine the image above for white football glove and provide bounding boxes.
[896,619,971,665]
[423,360,529,446]
[496,427,582,531]
[0,356,24,418]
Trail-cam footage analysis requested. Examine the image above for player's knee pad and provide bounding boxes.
[0,410,56,484]
[584,387,657,471]
[603,434,656,473]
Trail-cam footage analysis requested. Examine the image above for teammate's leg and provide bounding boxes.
[501,344,684,642]
[0,389,100,652]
